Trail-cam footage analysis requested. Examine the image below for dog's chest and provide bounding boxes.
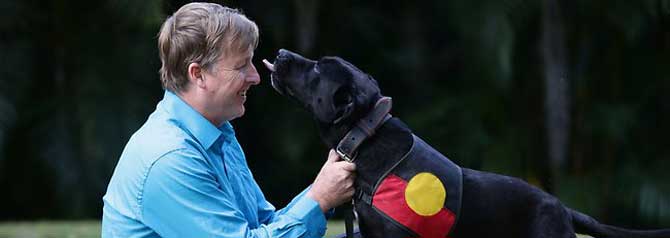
[355,135,463,238]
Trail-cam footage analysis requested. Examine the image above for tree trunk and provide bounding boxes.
[541,0,569,194]
[293,0,319,54]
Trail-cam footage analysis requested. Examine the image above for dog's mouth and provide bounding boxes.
[262,58,276,72]
[263,57,289,96]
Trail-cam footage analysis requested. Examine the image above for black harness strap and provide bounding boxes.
[345,205,355,238]
[354,188,373,205]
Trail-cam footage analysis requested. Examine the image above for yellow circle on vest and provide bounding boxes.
[405,172,446,216]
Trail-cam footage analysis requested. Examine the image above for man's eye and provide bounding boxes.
[237,58,254,70]
[236,63,248,70]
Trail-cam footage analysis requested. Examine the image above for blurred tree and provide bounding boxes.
[293,0,319,54]
[0,0,163,219]
[541,0,569,193]
[0,0,667,228]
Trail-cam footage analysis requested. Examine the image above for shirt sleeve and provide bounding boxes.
[141,149,327,238]
[259,185,326,222]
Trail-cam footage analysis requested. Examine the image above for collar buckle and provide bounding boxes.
[333,97,392,164]
[336,148,357,163]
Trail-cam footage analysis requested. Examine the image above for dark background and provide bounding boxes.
[1,0,669,229]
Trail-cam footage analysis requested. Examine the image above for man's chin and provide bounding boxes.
[231,107,245,121]
[221,106,245,123]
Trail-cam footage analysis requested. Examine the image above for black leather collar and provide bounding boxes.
[335,97,393,162]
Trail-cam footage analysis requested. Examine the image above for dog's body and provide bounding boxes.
[264,49,670,238]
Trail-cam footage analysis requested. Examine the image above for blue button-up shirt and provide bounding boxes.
[102,91,327,238]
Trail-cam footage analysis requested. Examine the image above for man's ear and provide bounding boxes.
[187,63,206,88]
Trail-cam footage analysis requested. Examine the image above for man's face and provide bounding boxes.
[202,48,260,124]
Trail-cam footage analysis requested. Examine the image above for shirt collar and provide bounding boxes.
[160,90,232,150]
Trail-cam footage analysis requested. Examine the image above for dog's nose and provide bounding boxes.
[277,49,294,60]
[275,49,293,66]
[278,48,289,55]
[274,49,291,69]
[277,49,314,65]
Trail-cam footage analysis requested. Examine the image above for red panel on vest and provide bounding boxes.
[372,174,456,237]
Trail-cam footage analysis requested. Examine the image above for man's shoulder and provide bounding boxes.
[103,113,209,223]
[123,113,205,165]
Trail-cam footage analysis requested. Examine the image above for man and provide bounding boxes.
[102,3,356,237]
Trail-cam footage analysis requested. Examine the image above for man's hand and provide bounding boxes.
[307,149,357,212]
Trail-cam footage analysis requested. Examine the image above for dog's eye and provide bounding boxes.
[333,86,352,106]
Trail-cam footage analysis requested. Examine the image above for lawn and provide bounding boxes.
[0,220,593,237]
[0,221,100,238]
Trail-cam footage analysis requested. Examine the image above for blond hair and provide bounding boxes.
[157,2,259,93]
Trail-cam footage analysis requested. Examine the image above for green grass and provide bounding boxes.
[0,221,100,238]
[0,220,593,237]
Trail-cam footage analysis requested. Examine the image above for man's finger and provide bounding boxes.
[327,149,341,163]
[339,161,356,171]
[344,189,355,198]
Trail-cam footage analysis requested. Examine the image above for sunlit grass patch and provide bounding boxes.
[0,221,100,238]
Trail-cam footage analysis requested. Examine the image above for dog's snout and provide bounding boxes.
[278,49,294,58]
[278,49,289,56]
[271,49,317,79]
[277,49,317,69]
[277,49,311,63]
[277,49,292,62]
[274,49,293,66]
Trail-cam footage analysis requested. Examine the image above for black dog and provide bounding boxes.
[263,49,670,238]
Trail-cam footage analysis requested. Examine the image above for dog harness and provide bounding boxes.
[362,135,462,237]
[337,97,462,237]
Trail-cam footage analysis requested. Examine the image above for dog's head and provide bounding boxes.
[264,49,382,145]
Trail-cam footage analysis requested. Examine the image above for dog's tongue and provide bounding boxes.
[262,59,275,72]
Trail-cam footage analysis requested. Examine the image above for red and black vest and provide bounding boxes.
[354,135,462,238]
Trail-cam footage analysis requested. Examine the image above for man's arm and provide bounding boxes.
[257,150,353,226]
[141,149,327,238]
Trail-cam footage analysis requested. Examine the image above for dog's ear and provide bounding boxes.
[332,85,354,124]
[311,83,355,124]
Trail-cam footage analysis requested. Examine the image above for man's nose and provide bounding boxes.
[246,63,260,85]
